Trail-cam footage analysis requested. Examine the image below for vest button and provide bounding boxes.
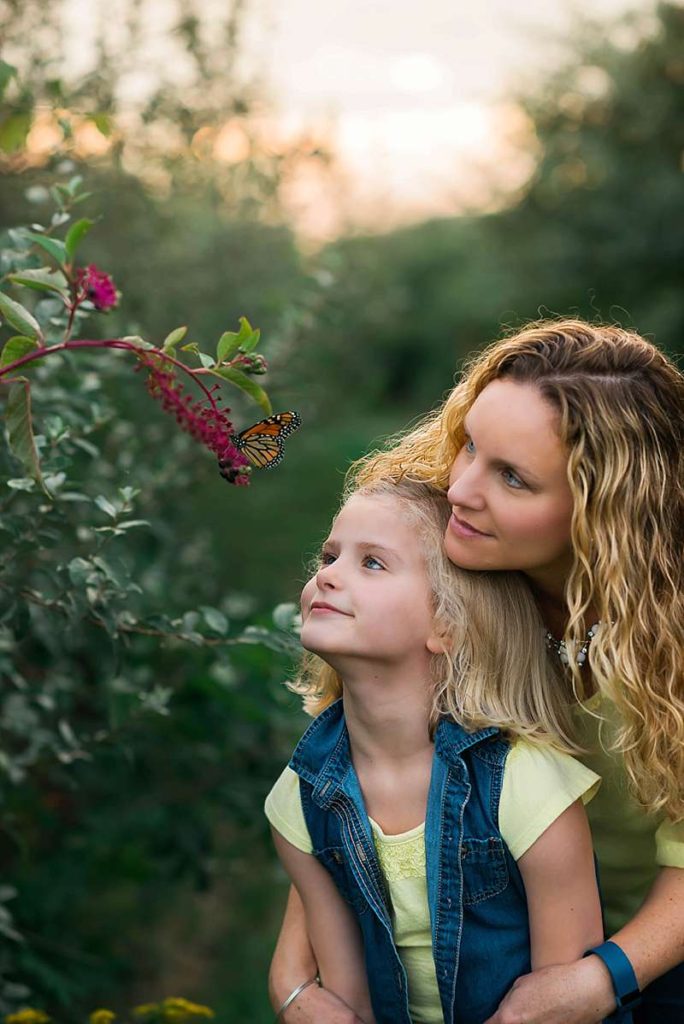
[333,851,343,863]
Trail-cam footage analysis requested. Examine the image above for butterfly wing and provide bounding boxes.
[235,411,301,469]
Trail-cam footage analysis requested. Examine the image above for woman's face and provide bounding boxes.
[445,379,575,589]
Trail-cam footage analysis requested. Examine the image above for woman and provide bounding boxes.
[268,319,684,1024]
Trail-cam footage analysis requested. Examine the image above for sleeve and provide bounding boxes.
[655,818,684,869]
[499,741,601,861]
[264,765,313,854]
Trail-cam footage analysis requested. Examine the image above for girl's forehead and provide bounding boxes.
[333,492,408,530]
[327,493,423,556]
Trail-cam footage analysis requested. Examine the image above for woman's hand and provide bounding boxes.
[281,983,369,1023]
[483,956,615,1024]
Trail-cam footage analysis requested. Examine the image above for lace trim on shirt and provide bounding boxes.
[371,831,426,881]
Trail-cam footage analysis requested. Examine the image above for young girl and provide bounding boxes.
[266,479,603,1024]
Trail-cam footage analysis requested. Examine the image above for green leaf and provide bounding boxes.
[91,112,112,137]
[198,351,215,369]
[94,495,117,519]
[180,341,200,355]
[0,292,42,341]
[0,377,45,489]
[216,317,259,362]
[8,267,68,297]
[239,327,261,354]
[0,336,38,368]
[22,230,68,268]
[211,367,272,415]
[200,606,229,635]
[216,331,241,363]
[0,112,31,154]
[64,218,94,261]
[0,62,17,102]
[162,326,187,353]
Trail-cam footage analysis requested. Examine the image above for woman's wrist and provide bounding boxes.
[577,951,622,1018]
[275,976,320,1021]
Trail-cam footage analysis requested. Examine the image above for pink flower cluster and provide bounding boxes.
[143,358,251,485]
[76,264,119,310]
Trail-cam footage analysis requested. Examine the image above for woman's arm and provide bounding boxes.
[518,798,603,968]
[484,864,684,1024]
[271,829,376,1024]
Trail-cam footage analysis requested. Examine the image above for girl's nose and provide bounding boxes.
[316,560,340,589]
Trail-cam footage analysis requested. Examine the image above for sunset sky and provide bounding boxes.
[61,0,658,236]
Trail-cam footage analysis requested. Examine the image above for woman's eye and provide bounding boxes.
[320,552,336,565]
[363,555,384,570]
[502,468,525,489]
[464,438,475,455]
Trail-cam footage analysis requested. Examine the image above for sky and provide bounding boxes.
[59,0,658,237]
[253,0,656,234]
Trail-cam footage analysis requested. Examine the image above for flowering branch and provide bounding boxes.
[0,179,300,488]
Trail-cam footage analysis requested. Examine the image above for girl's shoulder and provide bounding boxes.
[499,741,600,862]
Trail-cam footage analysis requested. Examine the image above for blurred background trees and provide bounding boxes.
[1,0,682,1019]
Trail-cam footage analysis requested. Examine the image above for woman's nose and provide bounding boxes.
[447,458,485,510]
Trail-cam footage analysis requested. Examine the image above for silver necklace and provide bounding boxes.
[545,622,600,667]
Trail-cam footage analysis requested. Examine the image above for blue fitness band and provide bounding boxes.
[584,941,641,1020]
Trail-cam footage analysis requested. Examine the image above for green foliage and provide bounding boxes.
[0,184,304,1017]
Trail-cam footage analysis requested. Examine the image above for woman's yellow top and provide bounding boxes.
[575,691,684,934]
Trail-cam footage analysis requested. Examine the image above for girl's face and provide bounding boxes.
[445,379,575,589]
[300,494,440,668]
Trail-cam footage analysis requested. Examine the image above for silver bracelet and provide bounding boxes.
[275,976,319,1021]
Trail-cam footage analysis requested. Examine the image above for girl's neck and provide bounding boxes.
[336,662,433,766]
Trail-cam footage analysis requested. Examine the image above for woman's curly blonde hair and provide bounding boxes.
[291,478,575,751]
[350,318,684,821]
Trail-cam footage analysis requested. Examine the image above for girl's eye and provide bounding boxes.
[502,468,525,489]
[464,438,475,455]
[320,551,336,565]
[363,555,384,570]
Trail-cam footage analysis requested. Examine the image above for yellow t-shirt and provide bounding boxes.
[574,692,684,934]
[265,741,600,1024]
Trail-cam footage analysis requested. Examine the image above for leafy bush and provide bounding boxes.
[0,177,303,1016]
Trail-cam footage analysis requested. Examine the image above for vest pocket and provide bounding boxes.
[315,845,370,915]
[460,835,509,905]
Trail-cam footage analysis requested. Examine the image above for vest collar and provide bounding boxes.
[290,699,499,805]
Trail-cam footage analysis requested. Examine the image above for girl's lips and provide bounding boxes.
[448,511,492,539]
[310,602,350,615]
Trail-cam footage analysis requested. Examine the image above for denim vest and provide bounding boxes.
[290,699,531,1024]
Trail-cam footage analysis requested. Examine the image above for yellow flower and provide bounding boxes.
[4,1010,51,1024]
[160,998,214,1021]
[89,1011,116,1024]
[132,1006,159,1020]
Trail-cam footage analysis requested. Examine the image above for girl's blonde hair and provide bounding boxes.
[351,318,684,820]
[291,478,577,751]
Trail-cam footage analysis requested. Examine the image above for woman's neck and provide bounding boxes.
[526,573,600,646]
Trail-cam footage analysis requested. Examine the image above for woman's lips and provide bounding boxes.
[448,511,492,539]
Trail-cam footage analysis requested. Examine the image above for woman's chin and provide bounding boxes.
[443,531,491,571]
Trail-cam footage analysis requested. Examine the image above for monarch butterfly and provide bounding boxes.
[219,411,301,481]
